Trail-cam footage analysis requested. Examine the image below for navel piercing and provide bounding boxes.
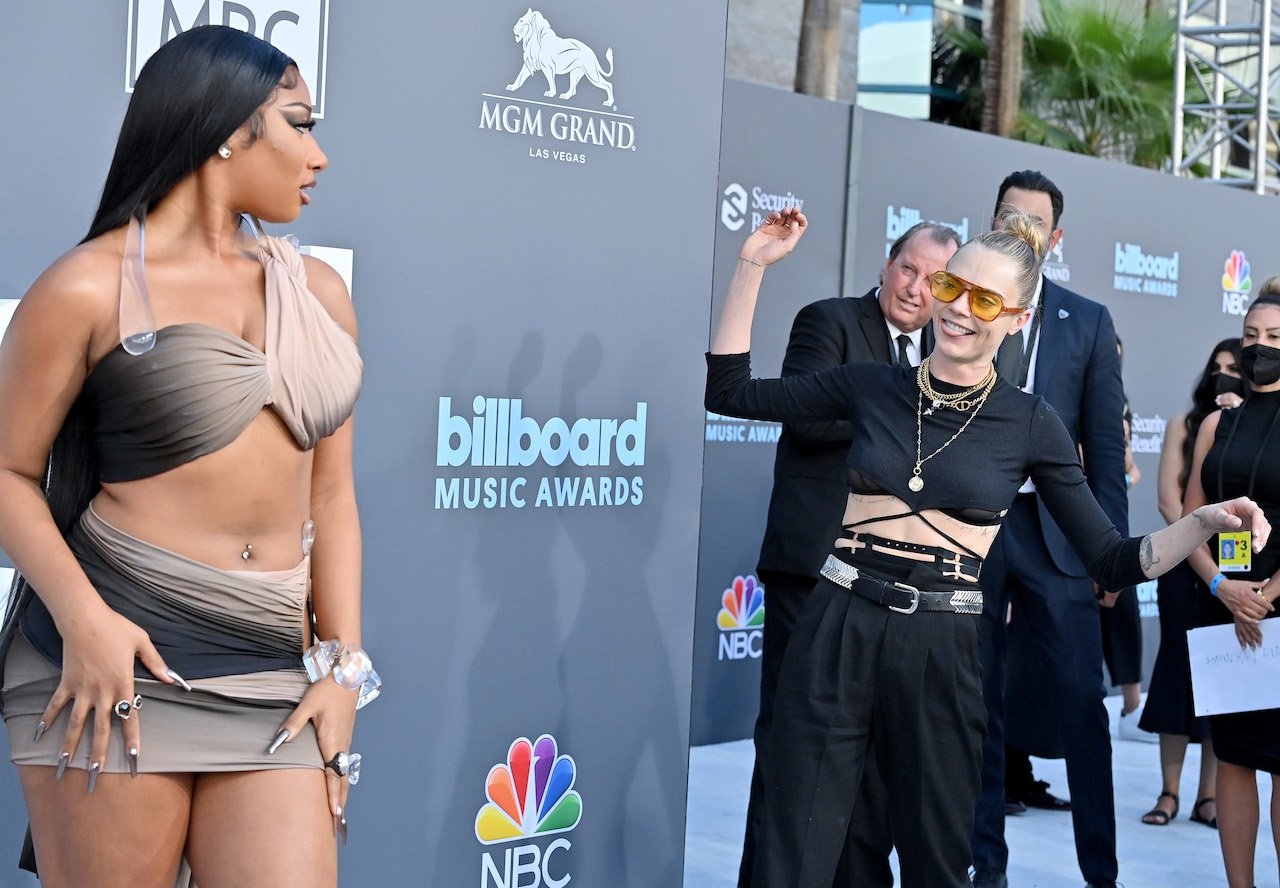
[241,544,253,561]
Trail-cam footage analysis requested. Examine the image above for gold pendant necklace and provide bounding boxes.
[910,369,997,492]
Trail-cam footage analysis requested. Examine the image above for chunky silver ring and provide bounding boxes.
[325,751,362,786]
[112,694,143,720]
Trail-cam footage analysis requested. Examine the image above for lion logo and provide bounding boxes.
[505,8,615,109]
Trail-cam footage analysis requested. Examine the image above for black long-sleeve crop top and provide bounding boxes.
[706,352,1146,590]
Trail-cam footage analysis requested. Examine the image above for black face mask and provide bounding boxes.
[1213,372,1246,397]
[1240,343,1280,386]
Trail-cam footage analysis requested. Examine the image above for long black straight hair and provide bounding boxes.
[46,27,293,536]
[1179,337,1243,492]
[82,24,293,243]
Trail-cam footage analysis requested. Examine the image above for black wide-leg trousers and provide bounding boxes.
[751,574,985,888]
[741,571,893,888]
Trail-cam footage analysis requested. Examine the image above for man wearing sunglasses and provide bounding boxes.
[969,171,1128,888]
[738,220,960,888]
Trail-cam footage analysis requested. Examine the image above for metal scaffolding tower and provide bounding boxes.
[1173,0,1280,194]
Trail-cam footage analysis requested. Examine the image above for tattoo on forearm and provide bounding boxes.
[1140,536,1160,573]
[1194,512,1210,530]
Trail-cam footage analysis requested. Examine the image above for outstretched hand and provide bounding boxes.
[739,208,807,268]
[1197,497,1271,550]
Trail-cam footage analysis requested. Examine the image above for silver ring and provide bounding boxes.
[112,694,143,719]
[325,751,362,786]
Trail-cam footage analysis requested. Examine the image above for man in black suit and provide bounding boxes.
[970,171,1128,888]
[738,221,960,887]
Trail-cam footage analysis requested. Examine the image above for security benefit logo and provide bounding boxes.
[1113,241,1179,298]
[127,1,330,116]
[720,183,806,234]
[476,735,583,888]
[1222,250,1253,316]
[1129,412,1167,455]
[718,575,765,661]
[885,205,968,258]
[479,8,637,165]
[435,396,646,510]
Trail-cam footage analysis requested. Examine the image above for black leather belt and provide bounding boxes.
[820,555,983,615]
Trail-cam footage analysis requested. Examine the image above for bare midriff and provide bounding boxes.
[93,409,314,572]
[840,493,1002,563]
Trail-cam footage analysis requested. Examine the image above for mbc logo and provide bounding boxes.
[126,0,331,116]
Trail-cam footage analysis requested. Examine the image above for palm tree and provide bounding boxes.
[984,0,1024,137]
[795,0,843,100]
[937,0,1181,168]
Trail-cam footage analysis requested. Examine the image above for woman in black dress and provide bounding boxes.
[1139,338,1241,828]
[706,207,1268,888]
[1183,296,1280,888]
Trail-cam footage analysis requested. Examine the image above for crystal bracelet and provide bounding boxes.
[303,640,382,709]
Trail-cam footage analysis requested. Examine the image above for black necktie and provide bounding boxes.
[895,334,913,368]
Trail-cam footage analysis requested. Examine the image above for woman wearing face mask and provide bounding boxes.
[1184,296,1280,888]
[1139,339,1241,828]
[705,207,1268,888]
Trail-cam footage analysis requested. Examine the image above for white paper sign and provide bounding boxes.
[1188,621,1280,716]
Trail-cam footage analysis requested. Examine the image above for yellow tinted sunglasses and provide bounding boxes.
[928,270,1024,322]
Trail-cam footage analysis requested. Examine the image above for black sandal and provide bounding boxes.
[1190,796,1218,829]
[1141,791,1180,825]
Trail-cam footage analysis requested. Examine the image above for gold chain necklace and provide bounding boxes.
[909,368,997,492]
[916,357,996,413]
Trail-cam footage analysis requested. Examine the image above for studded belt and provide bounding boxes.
[820,555,983,615]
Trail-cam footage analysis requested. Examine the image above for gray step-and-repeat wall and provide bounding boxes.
[691,104,1280,746]
[692,80,853,747]
[0,2,726,886]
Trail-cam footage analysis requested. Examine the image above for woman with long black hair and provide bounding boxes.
[1184,296,1280,888]
[0,25,366,887]
[706,207,1268,888]
[1138,338,1241,828]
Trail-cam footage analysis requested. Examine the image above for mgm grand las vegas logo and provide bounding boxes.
[479,8,637,164]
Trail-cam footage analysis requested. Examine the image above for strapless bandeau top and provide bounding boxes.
[83,235,363,482]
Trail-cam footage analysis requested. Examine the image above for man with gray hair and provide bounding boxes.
[738,221,961,887]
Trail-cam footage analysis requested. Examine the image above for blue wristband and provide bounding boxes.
[1210,573,1227,597]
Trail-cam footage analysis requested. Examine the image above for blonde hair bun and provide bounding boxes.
[995,207,1048,263]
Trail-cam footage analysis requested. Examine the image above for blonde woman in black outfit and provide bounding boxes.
[705,207,1269,888]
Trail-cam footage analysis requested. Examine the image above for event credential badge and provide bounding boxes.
[1218,531,1252,573]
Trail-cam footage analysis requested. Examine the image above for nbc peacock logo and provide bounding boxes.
[717,575,765,661]
[1223,250,1253,316]
[718,575,765,630]
[476,735,582,844]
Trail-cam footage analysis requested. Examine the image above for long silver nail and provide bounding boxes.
[128,748,139,779]
[87,762,101,794]
[267,728,290,754]
[55,752,69,780]
[33,721,46,743]
[166,669,193,692]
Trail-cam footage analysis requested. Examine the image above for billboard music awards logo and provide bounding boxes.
[476,734,582,888]
[479,8,637,165]
[704,410,780,443]
[435,396,646,510]
[718,575,765,661]
[1222,250,1253,316]
[884,205,969,258]
[126,0,331,116]
[1043,234,1070,283]
[1113,241,1180,298]
[720,183,806,233]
